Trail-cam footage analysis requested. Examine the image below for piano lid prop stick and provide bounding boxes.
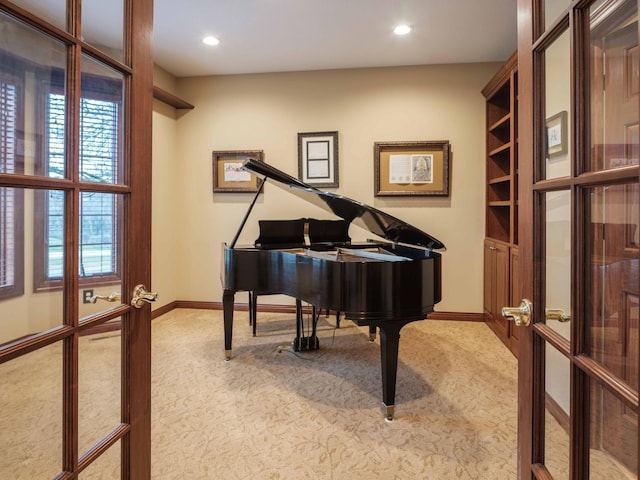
[229,176,265,249]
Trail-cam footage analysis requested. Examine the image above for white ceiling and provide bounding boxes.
[153,0,518,77]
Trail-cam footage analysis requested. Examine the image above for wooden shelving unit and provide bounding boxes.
[481,52,519,357]
[153,86,194,110]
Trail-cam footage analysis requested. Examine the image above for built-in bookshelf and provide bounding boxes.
[482,52,519,357]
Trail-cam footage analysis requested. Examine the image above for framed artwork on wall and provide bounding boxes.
[212,150,264,193]
[297,131,339,188]
[546,111,568,158]
[374,140,451,196]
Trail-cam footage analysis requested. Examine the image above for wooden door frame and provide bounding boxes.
[517,0,535,477]
[123,0,154,477]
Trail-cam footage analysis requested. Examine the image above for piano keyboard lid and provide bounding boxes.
[242,159,445,251]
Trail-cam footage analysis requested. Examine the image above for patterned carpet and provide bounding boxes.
[2,308,521,479]
[149,309,519,479]
[4,308,634,478]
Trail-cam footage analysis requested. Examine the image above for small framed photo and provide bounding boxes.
[374,140,451,196]
[297,131,339,188]
[546,111,568,158]
[212,150,264,193]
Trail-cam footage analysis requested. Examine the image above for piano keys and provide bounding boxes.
[221,159,445,420]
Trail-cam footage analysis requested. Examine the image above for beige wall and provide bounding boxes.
[151,66,183,311]
[1,62,501,344]
[152,62,501,314]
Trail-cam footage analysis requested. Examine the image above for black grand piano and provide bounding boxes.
[221,159,445,420]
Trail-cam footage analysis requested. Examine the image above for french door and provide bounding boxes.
[0,0,153,478]
[513,0,639,478]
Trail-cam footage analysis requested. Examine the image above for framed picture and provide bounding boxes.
[212,150,264,193]
[546,111,568,158]
[374,140,451,196]
[297,131,339,188]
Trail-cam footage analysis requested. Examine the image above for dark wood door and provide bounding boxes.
[515,0,639,478]
[0,0,153,477]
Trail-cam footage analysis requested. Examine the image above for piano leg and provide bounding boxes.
[377,320,413,421]
[248,291,255,326]
[250,292,258,336]
[223,289,235,360]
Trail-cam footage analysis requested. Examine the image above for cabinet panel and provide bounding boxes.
[484,239,511,344]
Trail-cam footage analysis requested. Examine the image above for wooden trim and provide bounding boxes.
[427,311,485,322]
[545,391,569,434]
[482,50,518,97]
[152,301,177,319]
[126,0,154,476]
[152,86,194,109]
[517,0,535,473]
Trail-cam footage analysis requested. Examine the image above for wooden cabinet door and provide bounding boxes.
[484,239,511,345]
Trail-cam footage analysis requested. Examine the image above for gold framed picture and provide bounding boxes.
[212,150,264,193]
[374,140,451,196]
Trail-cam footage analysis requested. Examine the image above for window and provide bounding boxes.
[0,73,24,300]
[34,72,123,290]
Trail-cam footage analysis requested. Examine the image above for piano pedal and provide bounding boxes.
[292,335,320,352]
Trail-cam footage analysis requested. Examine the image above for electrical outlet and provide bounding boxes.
[83,289,94,304]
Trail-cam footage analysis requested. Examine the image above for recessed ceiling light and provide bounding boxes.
[394,24,411,36]
[203,36,220,46]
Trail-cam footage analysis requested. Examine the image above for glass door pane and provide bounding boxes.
[0,343,63,478]
[11,0,66,31]
[589,0,639,172]
[0,10,67,179]
[545,190,571,340]
[82,1,125,62]
[545,0,571,31]
[544,345,571,479]
[545,28,571,180]
[78,320,122,456]
[590,382,638,477]
[79,56,125,185]
[0,187,66,344]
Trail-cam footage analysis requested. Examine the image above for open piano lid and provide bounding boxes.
[243,159,445,250]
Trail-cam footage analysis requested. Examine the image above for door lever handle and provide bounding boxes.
[131,284,158,309]
[502,299,532,327]
[546,309,570,322]
[89,292,121,303]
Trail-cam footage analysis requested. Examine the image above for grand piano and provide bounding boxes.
[221,159,445,420]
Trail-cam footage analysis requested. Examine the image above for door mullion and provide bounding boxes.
[62,334,79,475]
[61,0,82,469]
[570,364,589,479]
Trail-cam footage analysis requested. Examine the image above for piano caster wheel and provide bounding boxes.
[384,404,395,422]
[225,350,232,361]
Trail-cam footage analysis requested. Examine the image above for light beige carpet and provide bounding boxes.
[2,309,521,479]
[150,309,519,479]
